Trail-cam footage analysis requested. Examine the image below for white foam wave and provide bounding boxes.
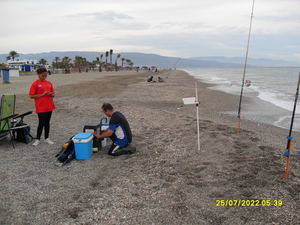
[274,115,300,131]
[255,89,298,113]
[183,69,230,85]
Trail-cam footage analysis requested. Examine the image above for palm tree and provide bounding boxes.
[125,59,134,69]
[125,59,131,66]
[52,57,60,69]
[74,56,88,72]
[82,57,88,70]
[92,60,99,71]
[39,58,47,65]
[109,49,113,64]
[8,51,19,61]
[105,51,109,64]
[98,54,104,72]
[115,54,121,71]
[0,63,7,69]
[74,56,83,72]
[61,56,71,70]
[115,54,121,65]
[54,57,60,63]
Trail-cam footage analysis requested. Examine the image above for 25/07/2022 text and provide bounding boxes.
[215,200,283,207]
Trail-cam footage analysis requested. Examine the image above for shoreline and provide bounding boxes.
[184,70,300,149]
[0,69,299,224]
[185,69,300,132]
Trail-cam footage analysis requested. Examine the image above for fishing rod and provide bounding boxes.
[284,73,300,179]
[174,58,181,70]
[162,58,182,78]
[195,81,200,151]
[236,0,256,130]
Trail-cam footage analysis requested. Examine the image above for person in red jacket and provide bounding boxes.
[29,67,56,146]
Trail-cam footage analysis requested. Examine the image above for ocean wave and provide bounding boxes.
[255,88,298,113]
[274,115,300,131]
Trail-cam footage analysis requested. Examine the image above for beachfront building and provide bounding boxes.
[6,59,52,72]
[6,59,37,71]
[141,66,149,70]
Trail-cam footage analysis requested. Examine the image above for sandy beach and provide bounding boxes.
[0,70,299,225]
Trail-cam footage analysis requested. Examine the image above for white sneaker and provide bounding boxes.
[45,138,54,145]
[32,140,40,146]
[54,162,63,167]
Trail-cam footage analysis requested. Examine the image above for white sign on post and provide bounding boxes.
[182,82,201,151]
[183,97,197,105]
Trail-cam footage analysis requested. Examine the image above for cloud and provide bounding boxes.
[107,32,249,58]
[0,0,299,62]
[67,11,133,21]
[66,11,149,31]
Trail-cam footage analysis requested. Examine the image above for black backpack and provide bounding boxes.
[13,122,33,144]
[55,138,75,165]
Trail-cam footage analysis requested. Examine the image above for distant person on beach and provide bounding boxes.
[94,103,136,156]
[158,76,164,82]
[147,75,153,82]
[29,67,56,146]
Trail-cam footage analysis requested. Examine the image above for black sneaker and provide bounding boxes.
[123,145,136,154]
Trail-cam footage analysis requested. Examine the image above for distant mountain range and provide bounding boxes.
[0,51,298,68]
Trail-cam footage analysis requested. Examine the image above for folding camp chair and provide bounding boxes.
[0,95,32,148]
[0,95,16,146]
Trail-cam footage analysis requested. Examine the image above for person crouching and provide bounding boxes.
[94,103,136,156]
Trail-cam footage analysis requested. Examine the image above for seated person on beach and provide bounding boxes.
[94,103,136,156]
[158,76,164,82]
[147,75,153,82]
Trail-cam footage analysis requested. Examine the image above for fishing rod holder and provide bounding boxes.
[286,136,295,140]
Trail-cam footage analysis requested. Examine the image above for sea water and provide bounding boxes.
[183,67,300,131]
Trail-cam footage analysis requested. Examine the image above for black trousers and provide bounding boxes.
[36,111,52,140]
[108,143,132,156]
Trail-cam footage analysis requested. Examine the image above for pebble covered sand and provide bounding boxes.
[0,70,299,225]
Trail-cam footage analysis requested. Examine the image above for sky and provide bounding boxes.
[0,0,300,62]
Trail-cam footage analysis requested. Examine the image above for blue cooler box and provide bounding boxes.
[72,133,93,160]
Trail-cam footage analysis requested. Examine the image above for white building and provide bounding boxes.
[7,59,38,71]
